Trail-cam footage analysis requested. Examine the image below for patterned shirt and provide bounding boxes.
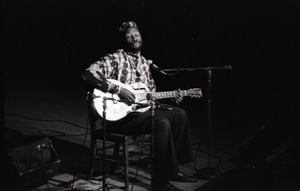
[83,49,156,92]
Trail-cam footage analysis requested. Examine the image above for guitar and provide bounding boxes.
[92,79,202,121]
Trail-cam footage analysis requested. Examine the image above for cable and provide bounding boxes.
[69,118,90,190]
[38,129,91,138]
[192,125,207,172]
[192,125,224,172]
[130,133,151,191]
[4,113,91,137]
[4,113,87,130]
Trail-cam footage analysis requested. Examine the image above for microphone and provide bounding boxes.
[149,61,168,75]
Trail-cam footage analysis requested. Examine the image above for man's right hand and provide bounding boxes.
[118,87,135,103]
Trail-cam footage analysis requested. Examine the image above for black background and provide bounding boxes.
[2,0,299,144]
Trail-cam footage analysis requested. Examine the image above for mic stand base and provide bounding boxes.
[194,167,222,180]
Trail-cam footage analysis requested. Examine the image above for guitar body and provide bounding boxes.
[93,79,151,121]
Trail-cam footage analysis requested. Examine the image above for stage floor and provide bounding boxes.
[3,76,297,191]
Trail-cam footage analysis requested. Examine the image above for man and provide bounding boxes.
[82,21,197,191]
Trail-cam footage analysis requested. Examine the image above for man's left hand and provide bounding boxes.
[174,88,183,104]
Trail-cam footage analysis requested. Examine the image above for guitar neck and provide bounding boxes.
[152,90,189,100]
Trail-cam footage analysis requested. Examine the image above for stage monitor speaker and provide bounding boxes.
[6,136,61,189]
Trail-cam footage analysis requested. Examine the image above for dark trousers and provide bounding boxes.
[105,106,194,185]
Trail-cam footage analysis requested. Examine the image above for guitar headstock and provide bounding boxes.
[187,88,202,98]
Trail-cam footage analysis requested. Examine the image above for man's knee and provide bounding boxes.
[155,118,171,132]
[178,108,187,118]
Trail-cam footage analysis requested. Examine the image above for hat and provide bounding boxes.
[119,21,139,33]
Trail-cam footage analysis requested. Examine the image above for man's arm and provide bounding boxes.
[82,62,135,102]
[82,68,110,92]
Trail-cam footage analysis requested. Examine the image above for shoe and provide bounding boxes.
[170,171,198,182]
[154,183,184,191]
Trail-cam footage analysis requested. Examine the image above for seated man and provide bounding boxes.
[82,21,197,191]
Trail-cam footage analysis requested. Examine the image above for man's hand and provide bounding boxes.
[174,88,183,104]
[118,87,135,103]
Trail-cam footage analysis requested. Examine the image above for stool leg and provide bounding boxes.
[89,138,96,178]
[123,137,129,191]
[111,142,120,173]
[88,113,97,179]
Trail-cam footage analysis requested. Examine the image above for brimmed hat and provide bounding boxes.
[119,21,139,33]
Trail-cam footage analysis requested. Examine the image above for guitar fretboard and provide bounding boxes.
[153,90,189,99]
[137,90,190,101]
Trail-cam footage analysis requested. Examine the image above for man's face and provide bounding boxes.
[124,27,142,52]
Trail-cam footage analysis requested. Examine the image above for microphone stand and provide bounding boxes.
[101,98,110,191]
[149,95,156,191]
[194,69,221,180]
[164,65,232,180]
